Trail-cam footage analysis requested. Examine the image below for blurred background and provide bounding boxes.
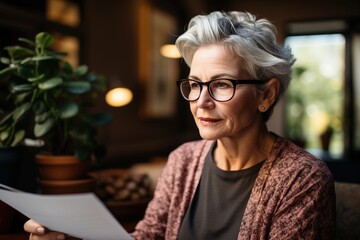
[1,0,360,238]
[0,0,359,174]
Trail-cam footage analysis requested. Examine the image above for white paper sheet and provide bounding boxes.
[0,183,133,240]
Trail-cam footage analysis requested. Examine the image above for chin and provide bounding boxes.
[198,131,219,141]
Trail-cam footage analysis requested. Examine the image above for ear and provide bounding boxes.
[258,78,280,112]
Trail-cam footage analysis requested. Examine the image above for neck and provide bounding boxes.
[214,128,275,171]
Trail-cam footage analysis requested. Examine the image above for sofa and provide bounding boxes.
[335,181,360,240]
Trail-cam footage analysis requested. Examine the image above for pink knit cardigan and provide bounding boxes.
[131,135,336,239]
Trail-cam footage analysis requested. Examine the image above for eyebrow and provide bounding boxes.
[188,73,238,81]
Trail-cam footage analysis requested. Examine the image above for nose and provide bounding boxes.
[196,86,214,108]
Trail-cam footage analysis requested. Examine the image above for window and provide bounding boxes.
[285,34,345,160]
[285,20,360,161]
[353,33,360,157]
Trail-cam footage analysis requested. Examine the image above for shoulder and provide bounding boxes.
[266,135,333,184]
[169,139,212,160]
[159,139,211,172]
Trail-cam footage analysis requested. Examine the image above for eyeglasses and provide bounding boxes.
[176,78,269,102]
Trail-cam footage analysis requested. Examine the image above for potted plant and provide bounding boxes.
[0,32,112,194]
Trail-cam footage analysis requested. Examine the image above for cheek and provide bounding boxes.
[225,91,259,122]
[234,87,259,108]
[190,103,197,117]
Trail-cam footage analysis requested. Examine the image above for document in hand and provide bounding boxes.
[0,183,133,240]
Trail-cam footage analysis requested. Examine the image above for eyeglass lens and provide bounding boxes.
[180,79,235,102]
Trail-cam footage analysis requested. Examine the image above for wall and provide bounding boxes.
[82,0,199,167]
[81,0,360,166]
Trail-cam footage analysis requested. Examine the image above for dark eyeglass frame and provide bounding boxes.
[176,78,270,102]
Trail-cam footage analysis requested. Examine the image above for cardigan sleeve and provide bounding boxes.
[268,155,336,239]
[240,137,336,240]
[130,151,176,240]
[131,140,210,240]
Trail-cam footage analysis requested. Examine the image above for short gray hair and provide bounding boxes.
[176,11,295,121]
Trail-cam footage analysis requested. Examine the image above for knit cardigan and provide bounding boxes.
[131,135,336,239]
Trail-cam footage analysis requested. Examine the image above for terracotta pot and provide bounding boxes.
[37,178,95,194]
[35,155,91,181]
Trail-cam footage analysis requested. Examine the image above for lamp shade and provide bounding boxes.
[160,44,181,59]
[105,87,133,107]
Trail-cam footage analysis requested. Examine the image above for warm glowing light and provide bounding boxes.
[105,87,133,107]
[160,44,181,58]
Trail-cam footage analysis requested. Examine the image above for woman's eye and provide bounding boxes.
[190,82,200,89]
[213,81,232,89]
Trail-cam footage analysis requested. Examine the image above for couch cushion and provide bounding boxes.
[335,182,360,240]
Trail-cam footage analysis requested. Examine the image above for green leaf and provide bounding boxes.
[19,57,32,65]
[84,72,98,82]
[11,129,25,146]
[33,101,46,115]
[6,46,35,59]
[0,122,10,132]
[11,83,33,93]
[18,37,35,47]
[20,56,60,65]
[0,113,12,130]
[74,65,88,77]
[64,81,91,94]
[63,62,73,75]
[69,127,91,142]
[38,77,63,90]
[36,32,53,48]
[31,56,59,61]
[0,130,9,142]
[18,66,34,79]
[35,111,50,123]
[12,102,32,122]
[0,67,16,79]
[34,117,54,137]
[47,50,67,58]
[92,76,106,92]
[28,74,45,82]
[59,101,78,119]
[0,57,10,64]
[85,73,106,92]
[15,92,31,104]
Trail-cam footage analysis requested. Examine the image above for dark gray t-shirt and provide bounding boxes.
[178,143,264,240]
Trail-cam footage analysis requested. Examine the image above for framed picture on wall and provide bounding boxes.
[138,1,179,118]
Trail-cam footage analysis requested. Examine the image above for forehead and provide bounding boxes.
[189,45,246,77]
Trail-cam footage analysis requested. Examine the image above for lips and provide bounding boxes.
[198,117,220,125]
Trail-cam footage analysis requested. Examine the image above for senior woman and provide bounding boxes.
[25,11,335,240]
